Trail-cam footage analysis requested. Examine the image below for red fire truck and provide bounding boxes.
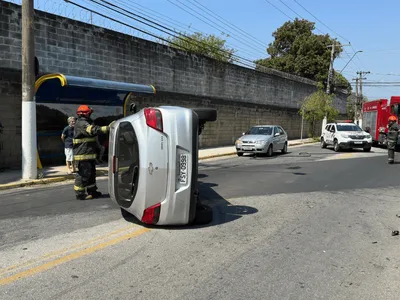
[362,96,400,146]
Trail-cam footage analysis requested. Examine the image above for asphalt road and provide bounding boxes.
[1,144,400,300]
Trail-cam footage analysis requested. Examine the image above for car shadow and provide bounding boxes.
[121,181,258,230]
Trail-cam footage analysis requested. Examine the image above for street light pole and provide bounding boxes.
[22,0,37,179]
[339,50,363,75]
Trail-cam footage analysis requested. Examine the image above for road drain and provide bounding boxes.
[298,152,311,157]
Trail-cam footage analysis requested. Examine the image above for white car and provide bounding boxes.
[320,122,372,152]
[108,105,217,226]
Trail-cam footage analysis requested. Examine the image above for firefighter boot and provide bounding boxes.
[388,149,395,164]
[88,190,102,199]
[76,194,93,200]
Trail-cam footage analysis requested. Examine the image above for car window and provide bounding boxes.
[336,124,362,131]
[325,125,330,130]
[278,127,285,135]
[247,126,273,135]
[331,126,336,132]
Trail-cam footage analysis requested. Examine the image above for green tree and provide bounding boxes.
[300,89,339,137]
[166,32,236,63]
[255,18,350,92]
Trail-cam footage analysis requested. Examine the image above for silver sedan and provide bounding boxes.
[235,125,288,156]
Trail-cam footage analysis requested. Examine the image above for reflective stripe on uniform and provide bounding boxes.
[87,184,97,189]
[101,126,108,133]
[74,154,97,160]
[74,185,85,191]
[86,125,93,135]
[73,137,97,144]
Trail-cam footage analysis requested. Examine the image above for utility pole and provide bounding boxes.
[22,0,37,179]
[322,43,336,130]
[352,77,359,123]
[355,71,370,126]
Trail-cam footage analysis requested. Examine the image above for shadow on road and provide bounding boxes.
[122,181,258,230]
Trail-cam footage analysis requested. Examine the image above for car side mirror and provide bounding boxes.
[129,103,137,114]
[242,132,246,136]
[274,132,280,136]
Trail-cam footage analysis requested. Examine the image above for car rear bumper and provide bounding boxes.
[156,108,199,226]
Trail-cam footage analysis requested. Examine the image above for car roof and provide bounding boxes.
[253,125,279,127]
[327,123,357,126]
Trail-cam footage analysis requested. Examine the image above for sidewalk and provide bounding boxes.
[0,138,316,191]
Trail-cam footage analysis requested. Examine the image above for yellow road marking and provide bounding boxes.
[0,225,137,276]
[0,227,150,286]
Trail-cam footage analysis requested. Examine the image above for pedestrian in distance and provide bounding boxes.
[387,115,399,164]
[73,105,111,200]
[61,116,76,174]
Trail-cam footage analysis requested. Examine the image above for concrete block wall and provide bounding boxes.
[0,2,344,168]
[0,2,347,112]
[0,69,21,169]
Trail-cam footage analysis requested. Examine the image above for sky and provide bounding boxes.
[10,0,400,101]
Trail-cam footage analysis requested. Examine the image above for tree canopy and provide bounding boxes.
[166,32,236,63]
[254,18,350,92]
[300,89,339,137]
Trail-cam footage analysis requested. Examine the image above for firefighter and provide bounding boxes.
[73,105,110,200]
[387,115,400,164]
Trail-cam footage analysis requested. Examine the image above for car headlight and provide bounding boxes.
[256,140,266,145]
[365,134,371,139]
[235,139,242,144]
[341,133,349,138]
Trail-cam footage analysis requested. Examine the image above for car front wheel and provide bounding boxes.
[321,138,327,148]
[266,145,273,157]
[333,140,340,152]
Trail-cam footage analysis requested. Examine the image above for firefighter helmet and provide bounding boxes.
[77,105,93,116]
[388,115,397,122]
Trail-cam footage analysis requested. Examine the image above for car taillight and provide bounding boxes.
[144,108,163,132]
[141,203,161,225]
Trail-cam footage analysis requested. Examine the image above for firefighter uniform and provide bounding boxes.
[73,106,109,200]
[387,116,399,164]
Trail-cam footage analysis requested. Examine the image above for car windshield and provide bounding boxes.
[336,124,362,131]
[247,127,273,135]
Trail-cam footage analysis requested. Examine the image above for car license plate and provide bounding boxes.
[179,154,189,184]
[354,141,362,144]
[242,146,252,150]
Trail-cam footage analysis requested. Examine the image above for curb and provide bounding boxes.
[0,141,318,191]
[0,175,73,191]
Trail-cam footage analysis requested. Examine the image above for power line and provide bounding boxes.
[167,0,266,55]
[65,0,262,70]
[293,0,349,42]
[112,0,264,58]
[188,0,268,48]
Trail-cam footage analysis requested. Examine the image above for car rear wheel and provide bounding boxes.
[363,147,371,152]
[281,142,288,154]
[192,108,217,122]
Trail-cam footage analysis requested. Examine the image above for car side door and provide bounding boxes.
[272,126,280,149]
[278,126,287,149]
[325,125,333,144]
